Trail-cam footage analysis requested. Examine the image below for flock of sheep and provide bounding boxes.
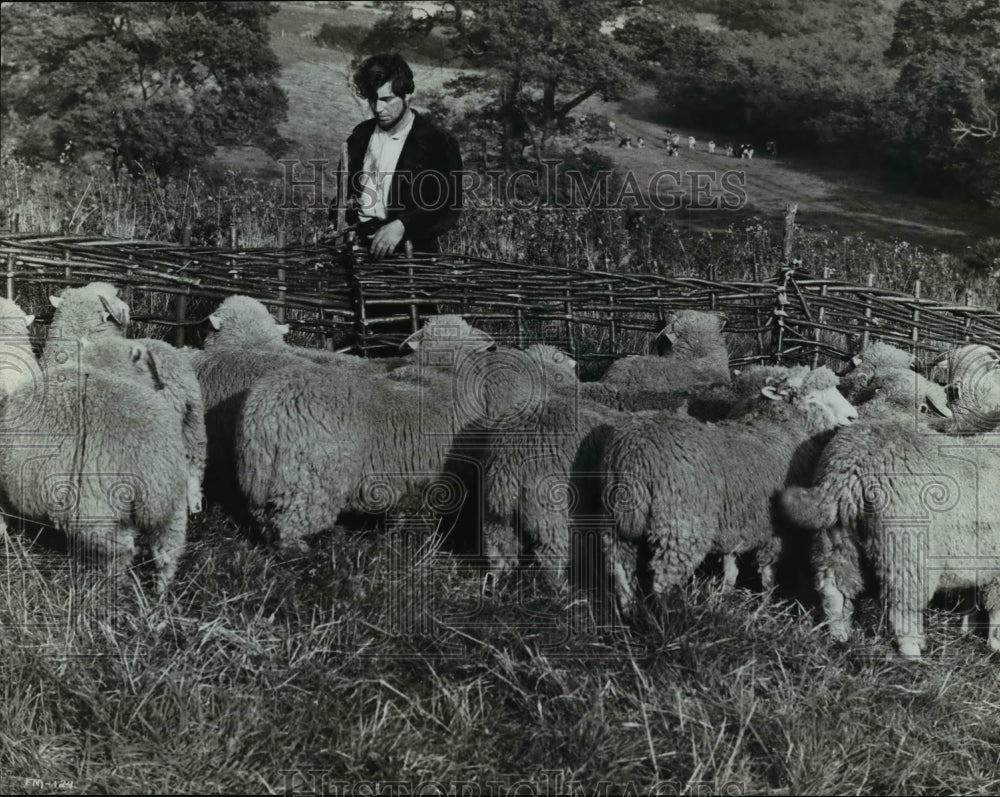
[1,283,999,659]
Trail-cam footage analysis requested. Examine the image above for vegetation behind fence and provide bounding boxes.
[3,234,998,376]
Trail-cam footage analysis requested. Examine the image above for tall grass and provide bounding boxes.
[3,511,998,794]
[5,156,994,309]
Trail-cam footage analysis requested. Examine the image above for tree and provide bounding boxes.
[883,0,1000,202]
[1,2,289,177]
[359,0,636,165]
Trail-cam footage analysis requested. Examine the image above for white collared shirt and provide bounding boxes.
[357,110,415,221]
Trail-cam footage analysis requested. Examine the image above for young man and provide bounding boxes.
[334,53,463,255]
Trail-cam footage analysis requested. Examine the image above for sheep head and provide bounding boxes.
[202,295,290,349]
[45,282,130,366]
[50,282,130,329]
[653,309,727,358]
[929,343,1000,433]
[759,366,858,428]
[849,367,952,419]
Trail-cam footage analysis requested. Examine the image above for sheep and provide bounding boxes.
[1,297,38,401]
[234,323,573,554]
[929,344,1000,434]
[0,339,190,593]
[468,365,818,590]
[190,295,410,507]
[838,342,952,420]
[0,298,38,536]
[41,283,206,513]
[600,365,858,612]
[581,364,794,419]
[599,310,730,391]
[81,336,207,515]
[42,282,130,367]
[779,412,1000,657]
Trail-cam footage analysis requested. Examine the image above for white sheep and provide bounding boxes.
[839,342,952,420]
[190,295,405,506]
[0,339,190,592]
[780,412,1000,657]
[1,297,38,401]
[42,283,206,513]
[469,364,839,592]
[600,365,858,612]
[929,343,1000,434]
[599,310,730,391]
[42,282,130,367]
[234,320,583,553]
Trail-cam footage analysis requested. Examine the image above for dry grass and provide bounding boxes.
[3,508,998,794]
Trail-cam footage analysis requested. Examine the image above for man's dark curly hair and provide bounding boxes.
[353,53,415,102]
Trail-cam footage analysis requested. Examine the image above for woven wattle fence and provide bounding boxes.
[2,233,998,371]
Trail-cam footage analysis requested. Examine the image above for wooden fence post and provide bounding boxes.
[783,203,798,261]
[405,240,418,333]
[337,143,349,234]
[860,272,875,352]
[812,267,830,368]
[181,222,192,247]
[174,290,188,347]
[5,253,15,300]
[607,282,617,354]
[564,287,575,354]
[910,279,921,353]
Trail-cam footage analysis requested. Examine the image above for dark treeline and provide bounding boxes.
[619,0,999,206]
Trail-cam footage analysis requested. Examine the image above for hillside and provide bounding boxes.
[215,1,997,256]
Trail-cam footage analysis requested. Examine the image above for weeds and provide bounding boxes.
[3,512,998,794]
[3,156,996,310]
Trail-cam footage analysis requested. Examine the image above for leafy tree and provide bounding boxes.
[1,1,289,177]
[883,0,1000,203]
[358,0,636,165]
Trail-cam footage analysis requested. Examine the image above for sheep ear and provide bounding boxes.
[276,324,290,336]
[760,384,786,402]
[99,294,128,327]
[132,345,166,390]
[656,328,680,348]
[208,314,222,331]
[468,327,496,351]
[926,392,952,417]
[401,327,425,351]
[23,314,34,327]
[850,355,863,368]
[49,295,63,309]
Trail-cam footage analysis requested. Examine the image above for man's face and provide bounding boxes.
[370,80,410,130]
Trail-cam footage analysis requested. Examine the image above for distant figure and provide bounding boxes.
[618,136,632,148]
[765,140,777,157]
[725,143,734,157]
[637,137,645,148]
[740,144,754,160]
[671,133,681,146]
[687,135,696,149]
[707,140,716,154]
[666,141,678,157]
[609,120,617,139]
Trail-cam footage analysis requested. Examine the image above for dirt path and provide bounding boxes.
[577,86,997,252]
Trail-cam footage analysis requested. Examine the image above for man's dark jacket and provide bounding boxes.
[335,111,463,253]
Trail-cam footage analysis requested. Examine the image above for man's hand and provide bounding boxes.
[370,219,406,257]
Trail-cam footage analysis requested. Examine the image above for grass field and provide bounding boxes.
[3,507,999,795]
